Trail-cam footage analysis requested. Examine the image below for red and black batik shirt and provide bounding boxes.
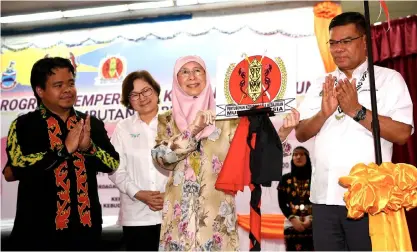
[5,104,120,245]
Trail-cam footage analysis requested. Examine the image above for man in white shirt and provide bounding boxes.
[296,12,414,251]
[109,70,169,251]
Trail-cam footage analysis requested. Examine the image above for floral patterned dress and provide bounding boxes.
[152,111,240,251]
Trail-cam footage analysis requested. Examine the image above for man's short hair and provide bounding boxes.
[329,12,366,35]
[30,57,75,105]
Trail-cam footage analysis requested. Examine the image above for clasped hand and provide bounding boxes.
[290,217,312,232]
[65,115,92,153]
[321,75,361,118]
[135,191,164,211]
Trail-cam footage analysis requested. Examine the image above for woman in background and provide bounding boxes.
[278,146,313,251]
[109,70,169,251]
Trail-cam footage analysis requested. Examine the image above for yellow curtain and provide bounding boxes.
[339,162,417,251]
[314,1,342,73]
[237,214,285,239]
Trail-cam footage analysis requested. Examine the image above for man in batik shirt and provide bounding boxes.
[3,57,120,251]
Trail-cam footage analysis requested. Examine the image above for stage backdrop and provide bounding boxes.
[1,6,326,250]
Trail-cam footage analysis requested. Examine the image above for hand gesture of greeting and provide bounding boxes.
[335,78,362,118]
[321,75,339,118]
[78,115,92,151]
[65,120,83,153]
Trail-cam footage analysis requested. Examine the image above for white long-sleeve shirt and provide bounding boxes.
[109,112,169,226]
[298,60,414,206]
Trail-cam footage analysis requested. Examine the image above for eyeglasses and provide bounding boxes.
[327,35,363,47]
[129,88,153,101]
[178,68,205,78]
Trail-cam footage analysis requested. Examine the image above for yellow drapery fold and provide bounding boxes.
[339,162,417,251]
[237,214,285,239]
[313,1,342,73]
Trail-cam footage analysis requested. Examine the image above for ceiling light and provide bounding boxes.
[198,0,237,3]
[1,11,63,24]
[128,0,174,10]
[62,5,129,18]
[176,0,198,6]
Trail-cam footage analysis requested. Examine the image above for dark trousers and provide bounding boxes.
[312,204,372,251]
[123,224,161,251]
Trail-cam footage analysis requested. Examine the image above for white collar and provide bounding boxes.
[132,110,158,124]
[336,58,368,79]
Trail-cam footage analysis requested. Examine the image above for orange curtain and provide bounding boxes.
[314,1,342,73]
[339,162,417,251]
[237,214,285,239]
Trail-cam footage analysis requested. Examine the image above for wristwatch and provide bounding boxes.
[353,106,367,122]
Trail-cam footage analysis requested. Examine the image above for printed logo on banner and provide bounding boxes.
[95,55,127,86]
[283,141,292,157]
[1,61,19,91]
[68,52,78,72]
[217,54,294,119]
[44,52,79,73]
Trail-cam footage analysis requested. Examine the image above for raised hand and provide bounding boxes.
[189,110,216,137]
[335,78,361,118]
[278,108,300,141]
[321,75,339,118]
[65,120,83,153]
[78,115,92,151]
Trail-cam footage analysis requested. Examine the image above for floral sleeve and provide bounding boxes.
[151,112,198,171]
